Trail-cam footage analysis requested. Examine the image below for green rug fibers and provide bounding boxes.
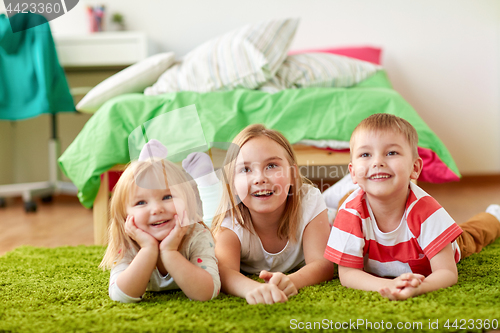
[1,241,499,333]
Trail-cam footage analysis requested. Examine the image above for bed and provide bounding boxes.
[58,71,460,244]
[58,18,460,245]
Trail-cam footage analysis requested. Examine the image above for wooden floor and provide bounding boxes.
[0,175,499,256]
[0,195,94,256]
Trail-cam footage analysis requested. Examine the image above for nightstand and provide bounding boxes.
[55,32,148,68]
[54,32,150,102]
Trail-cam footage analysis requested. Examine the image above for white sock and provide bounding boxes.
[327,208,336,227]
[195,172,220,188]
[182,152,219,187]
[486,204,500,222]
[322,174,359,211]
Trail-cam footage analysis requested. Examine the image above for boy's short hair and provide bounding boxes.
[350,113,419,158]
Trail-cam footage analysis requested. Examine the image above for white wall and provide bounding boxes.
[2,0,500,181]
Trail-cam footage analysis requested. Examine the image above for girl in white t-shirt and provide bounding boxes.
[99,140,220,303]
[183,124,334,305]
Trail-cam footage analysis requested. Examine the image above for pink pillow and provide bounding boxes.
[289,46,382,65]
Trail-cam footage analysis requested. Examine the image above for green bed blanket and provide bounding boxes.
[59,71,460,209]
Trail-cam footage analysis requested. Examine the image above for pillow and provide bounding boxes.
[259,53,381,92]
[289,46,382,65]
[76,52,175,113]
[144,18,299,94]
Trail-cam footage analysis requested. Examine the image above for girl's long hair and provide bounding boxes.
[211,124,310,242]
[99,158,202,270]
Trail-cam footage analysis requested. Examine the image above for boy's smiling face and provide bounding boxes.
[349,129,423,200]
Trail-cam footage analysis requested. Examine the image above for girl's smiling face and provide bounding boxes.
[233,136,294,217]
[126,185,186,241]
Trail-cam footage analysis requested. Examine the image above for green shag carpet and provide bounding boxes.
[1,240,499,333]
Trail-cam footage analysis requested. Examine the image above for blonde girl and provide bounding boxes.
[185,124,334,304]
[99,140,220,303]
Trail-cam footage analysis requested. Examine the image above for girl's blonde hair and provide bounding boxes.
[211,124,310,242]
[99,158,202,269]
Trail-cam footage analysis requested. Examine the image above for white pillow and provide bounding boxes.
[260,53,381,92]
[144,18,299,94]
[76,52,175,113]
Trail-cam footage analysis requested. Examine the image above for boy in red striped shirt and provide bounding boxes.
[324,113,500,300]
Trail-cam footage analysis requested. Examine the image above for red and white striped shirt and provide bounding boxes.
[324,182,462,277]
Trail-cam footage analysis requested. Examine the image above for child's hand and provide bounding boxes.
[259,270,298,297]
[379,284,422,300]
[396,272,425,288]
[159,211,190,252]
[245,283,288,305]
[124,215,158,249]
[378,273,425,301]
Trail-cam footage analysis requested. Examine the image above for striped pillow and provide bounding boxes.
[145,18,299,94]
[260,53,381,92]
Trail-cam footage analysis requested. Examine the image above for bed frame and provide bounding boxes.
[92,145,351,245]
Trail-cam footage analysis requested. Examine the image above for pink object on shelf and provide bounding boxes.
[288,46,382,65]
[87,5,105,33]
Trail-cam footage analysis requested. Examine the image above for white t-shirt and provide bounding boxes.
[109,223,220,303]
[219,184,327,274]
